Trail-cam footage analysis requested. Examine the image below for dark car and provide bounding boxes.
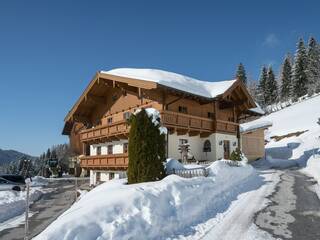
[0,174,26,191]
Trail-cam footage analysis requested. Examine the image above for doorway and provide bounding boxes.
[223,140,230,159]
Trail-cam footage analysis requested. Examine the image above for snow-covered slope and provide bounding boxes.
[102,68,236,99]
[251,95,320,182]
[245,95,320,137]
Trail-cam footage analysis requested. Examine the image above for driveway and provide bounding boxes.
[202,168,320,240]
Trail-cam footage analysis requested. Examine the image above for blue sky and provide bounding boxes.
[0,1,319,156]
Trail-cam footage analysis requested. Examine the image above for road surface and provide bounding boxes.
[202,168,320,240]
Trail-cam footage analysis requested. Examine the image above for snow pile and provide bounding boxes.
[0,188,42,223]
[165,158,185,172]
[34,161,256,240]
[240,120,272,133]
[104,68,236,99]
[0,177,49,223]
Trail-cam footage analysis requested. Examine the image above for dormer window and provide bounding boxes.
[107,117,113,125]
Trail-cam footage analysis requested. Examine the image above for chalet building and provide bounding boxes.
[63,68,263,185]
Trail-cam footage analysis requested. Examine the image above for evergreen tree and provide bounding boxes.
[256,66,268,107]
[306,36,320,95]
[45,148,51,160]
[292,38,309,100]
[265,66,278,105]
[127,109,166,184]
[235,63,247,85]
[280,55,292,101]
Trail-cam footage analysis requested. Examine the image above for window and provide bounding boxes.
[123,143,128,153]
[96,146,101,155]
[107,145,113,155]
[178,106,188,114]
[107,117,113,125]
[179,139,188,145]
[123,112,131,120]
[109,172,115,180]
[208,112,215,119]
[203,140,211,152]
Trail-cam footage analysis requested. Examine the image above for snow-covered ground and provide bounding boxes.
[0,176,49,224]
[34,160,259,240]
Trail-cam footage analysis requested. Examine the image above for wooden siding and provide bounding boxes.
[241,129,265,161]
[80,153,129,169]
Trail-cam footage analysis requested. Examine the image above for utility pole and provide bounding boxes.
[24,182,30,240]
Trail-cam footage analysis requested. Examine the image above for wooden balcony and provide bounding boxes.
[216,120,238,134]
[160,110,214,132]
[79,110,238,143]
[80,153,128,170]
[80,120,130,143]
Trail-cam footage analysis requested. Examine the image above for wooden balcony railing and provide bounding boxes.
[79,110,238,143]
[80,153,128,169]
[80,120,130,142]
[159,110,214,132]
[216,120,238,134]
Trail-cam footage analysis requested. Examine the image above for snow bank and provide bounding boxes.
[0,188,42,223]
[103,68,236,99]
[34,161,256,240]
[304,156,320,183]
[165,158,185,171]
[0,176,49,223]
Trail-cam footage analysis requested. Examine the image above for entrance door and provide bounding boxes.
[223,140,230,159]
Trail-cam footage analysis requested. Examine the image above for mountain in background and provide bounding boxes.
[0,148,36,165]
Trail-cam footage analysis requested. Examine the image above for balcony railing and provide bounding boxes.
[216,120,238,134]
[79,110,238,143]
[80,120,130,142]
[159,110,214,132]
[80,153,129,169]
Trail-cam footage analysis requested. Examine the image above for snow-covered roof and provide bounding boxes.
[101,68,237,99]
[248,103,265,115]
[240,120,272,133]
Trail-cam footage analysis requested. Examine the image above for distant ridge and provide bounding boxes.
[0,148,36,165]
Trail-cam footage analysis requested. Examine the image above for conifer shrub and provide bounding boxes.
[127,109,166,184]
[230,148,242,161]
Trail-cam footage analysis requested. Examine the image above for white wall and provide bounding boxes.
[90,140,128,156]
[90,170,127,186]
[167,132,238,161]
[213,133,238,160]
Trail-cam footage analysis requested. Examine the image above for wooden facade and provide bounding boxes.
[63,71,257,171]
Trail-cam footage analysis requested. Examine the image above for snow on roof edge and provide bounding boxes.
[100,68,237,99]
[240,120,273,133]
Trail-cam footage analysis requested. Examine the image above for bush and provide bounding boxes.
[230,148,242,161]
[127,109,166,184]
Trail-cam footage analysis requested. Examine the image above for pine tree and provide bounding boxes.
[46,148,51,160]
[256,66,268,107]
[306,36,320,95]
[292,38,309,100]
[127,109,166,184]
[235,63,247,85]
[280,55,292,101]
[265,66,278,105]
